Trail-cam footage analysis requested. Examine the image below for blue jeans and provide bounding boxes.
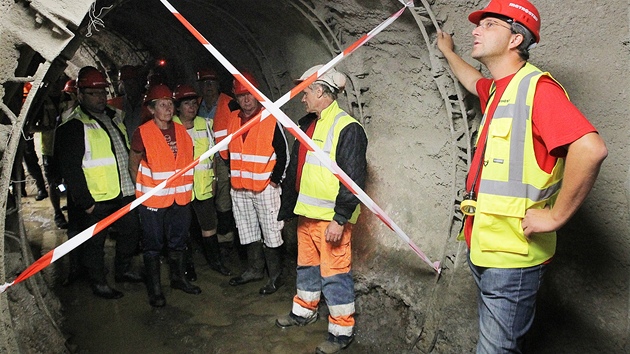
[468,254,547,354]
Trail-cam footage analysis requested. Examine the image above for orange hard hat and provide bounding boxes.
[468,0,541,44]
[143,84,173,106]
[196,69,218,81]
[232,72,259,96]
[77,67,109,88]
[173,84,199,101]
[118,65,140,81]
[63,79,77,94]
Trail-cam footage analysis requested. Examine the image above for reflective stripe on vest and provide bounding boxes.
[227,110,277,192]
[135,120,194,208]
[294,101,361,223]
[470,63,567,268]
[173,116,215,200]
[214,93,233,152]
[70,109,127,202]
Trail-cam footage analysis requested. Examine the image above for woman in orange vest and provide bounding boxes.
[129,84,201,308]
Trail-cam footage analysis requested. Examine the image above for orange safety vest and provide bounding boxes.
[226,110,277,192]
[107,96,123,110]
[135,120,194,208]
[214,93,234,156]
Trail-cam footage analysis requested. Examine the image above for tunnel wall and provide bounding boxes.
[0,0,628,352]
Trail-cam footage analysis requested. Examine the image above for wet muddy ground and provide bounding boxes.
[22,193,373,354]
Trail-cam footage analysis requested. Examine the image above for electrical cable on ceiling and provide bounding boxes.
[86,2,113,37]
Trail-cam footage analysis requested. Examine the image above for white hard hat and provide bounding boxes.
[295,65,346,92]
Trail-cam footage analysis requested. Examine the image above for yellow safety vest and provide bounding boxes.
[470,63,567,268]
[68,107,129,202]
[173,116,215,200]
[294,101,361,223]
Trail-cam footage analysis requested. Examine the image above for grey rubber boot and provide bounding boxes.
[259,246,284,295]
[229,241,265,286]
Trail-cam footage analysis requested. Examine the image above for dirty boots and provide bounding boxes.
[115,252,143,284]
[275,312,319,328]
[229,241,265,286]
[201,235,231,276]
[144,254,165,307]
[169,251,202,295]
[316,334,354,354]
[259,246,284,295]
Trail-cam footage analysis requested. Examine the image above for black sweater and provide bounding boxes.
[278,111,368,224]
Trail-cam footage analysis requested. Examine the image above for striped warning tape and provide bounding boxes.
[161,0,441,273]
[0,0,434,295]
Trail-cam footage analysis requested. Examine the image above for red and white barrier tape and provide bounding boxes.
[161,0,440,273]
[0,0,436,295]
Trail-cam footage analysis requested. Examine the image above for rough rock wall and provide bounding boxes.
[0,1,93,353]
[316,0,630,352]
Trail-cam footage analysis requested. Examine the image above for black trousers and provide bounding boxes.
[70,195,140,284]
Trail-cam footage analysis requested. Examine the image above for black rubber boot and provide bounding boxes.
[184,244,197,282]
[259,245,284,295]
[202,236,231,276]
[144,254,165,307]
[115,253,144,283]
[229,241,265,286]
[233,229,247,262]
[169,251,202,295]
[63,250,85,286]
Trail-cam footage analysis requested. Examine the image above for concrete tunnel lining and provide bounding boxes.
[0,0,628,353]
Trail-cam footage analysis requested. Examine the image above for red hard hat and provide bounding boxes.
[77,67,109,88]
[468,0,540,43]
[196,69,218,81]
[233,72,259,96]
[143,84,173,106]
[173,84,199,101]
[146,72,165,88]
[63,79,77,94]
[118,65,140,81]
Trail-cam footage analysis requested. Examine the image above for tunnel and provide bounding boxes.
[0,0,628,353]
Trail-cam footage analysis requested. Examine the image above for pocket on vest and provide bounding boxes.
[476,212,528,255]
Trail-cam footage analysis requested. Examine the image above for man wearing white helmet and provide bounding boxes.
[276,65,367,354]
[436,0,607,352]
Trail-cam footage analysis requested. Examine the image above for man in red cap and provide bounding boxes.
[436,0,607,351]
[55,66,143,299]
[221,72,288,296]
[196,68,241,258]
[108,65,146,138]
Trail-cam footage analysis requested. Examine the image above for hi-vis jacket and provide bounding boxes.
[69,107,129,202]
[224,110,277,192]
[469,63,567,268]
[173,116,215,201]
[294,101,363,223]
[214,93,234,155]
[135,120,194,208]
